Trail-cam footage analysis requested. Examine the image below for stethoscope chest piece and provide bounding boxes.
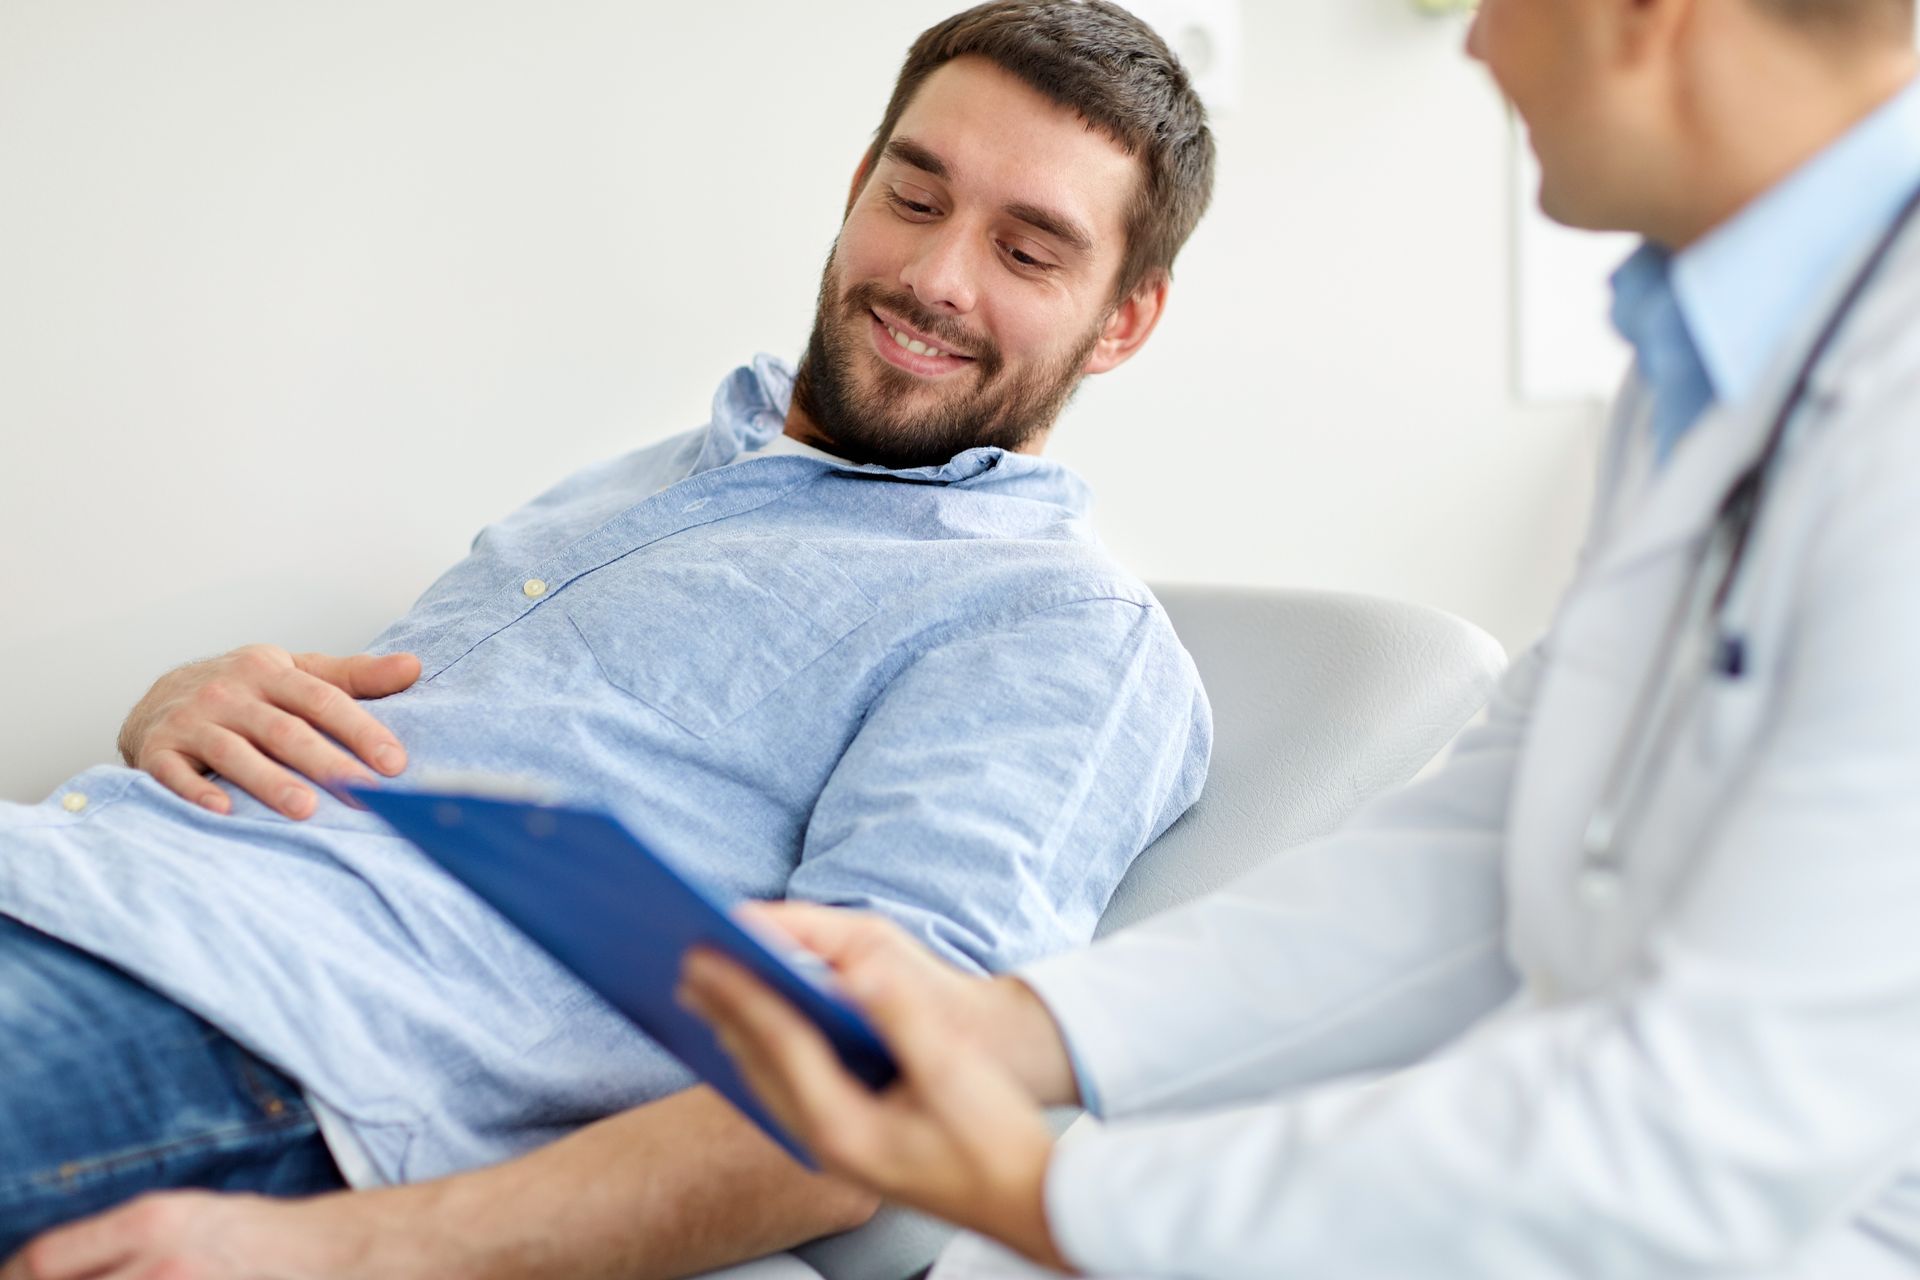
[1577,863,1624,910]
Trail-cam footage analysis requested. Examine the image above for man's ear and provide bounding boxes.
[1084,272,1170,376]
[846,149,878,216]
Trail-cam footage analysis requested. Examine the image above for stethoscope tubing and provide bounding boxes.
[1576,178,1920,903]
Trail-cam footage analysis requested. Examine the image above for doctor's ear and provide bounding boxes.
[1084,272,1170,377]
[1607,0,1694,65]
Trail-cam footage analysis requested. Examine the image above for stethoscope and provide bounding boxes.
[1576,178,1920,912]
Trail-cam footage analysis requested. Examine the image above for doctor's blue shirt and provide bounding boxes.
[0,355,1211,1184]
[1611,75,1920,462]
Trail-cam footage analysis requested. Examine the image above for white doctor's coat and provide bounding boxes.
[1010,235,1920,1279]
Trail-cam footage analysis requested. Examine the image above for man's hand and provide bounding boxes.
[679,903,1080,1272]
[4,1085,882,1280]
[118,645,420,819]
[0,1190,394,1280]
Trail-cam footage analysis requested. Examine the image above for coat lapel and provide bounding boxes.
[1580,230,1920,588]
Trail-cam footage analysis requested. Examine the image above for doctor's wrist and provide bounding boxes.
[986,976,1082,1108]
[979,1133,1076,1276]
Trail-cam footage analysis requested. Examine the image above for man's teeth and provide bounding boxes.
[887,324,949,359]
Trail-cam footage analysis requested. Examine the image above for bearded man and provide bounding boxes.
[0,2,1216,1277]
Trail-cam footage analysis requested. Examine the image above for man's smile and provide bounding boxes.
[868,307,977,377]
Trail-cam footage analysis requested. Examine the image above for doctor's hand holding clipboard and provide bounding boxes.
[688,1,1920,1277]
[681,904,1080,1272]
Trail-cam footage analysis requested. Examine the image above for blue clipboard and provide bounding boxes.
[347,784,899,1164]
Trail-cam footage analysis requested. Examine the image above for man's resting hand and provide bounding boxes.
[0,1191,386,1280]
[3,1086,883,1280]
[117,645,420,819]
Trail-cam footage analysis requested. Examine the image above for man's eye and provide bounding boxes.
[1002,244,1057,272]
[887,193,938,218]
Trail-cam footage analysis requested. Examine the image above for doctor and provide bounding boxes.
[680,0,1920,1274]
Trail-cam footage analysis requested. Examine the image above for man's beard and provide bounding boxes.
[791,260,1103,471]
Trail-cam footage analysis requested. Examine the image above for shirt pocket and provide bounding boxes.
[565,534,876,738]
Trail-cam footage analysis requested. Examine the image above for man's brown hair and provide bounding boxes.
[867,0,1216,303]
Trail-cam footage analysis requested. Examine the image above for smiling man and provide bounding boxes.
[0,4,1215,1277]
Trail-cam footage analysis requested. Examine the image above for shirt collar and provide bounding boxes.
[1669,74,1920,406]
[1608,240,1686,365]
[695,354,1095,513]
[1609,241,1716,462]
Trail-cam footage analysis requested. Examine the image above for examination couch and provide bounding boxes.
[763,583,1510,1280]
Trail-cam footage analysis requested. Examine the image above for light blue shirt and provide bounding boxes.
[1610,75,1920,462]
[0,355,1211,1183]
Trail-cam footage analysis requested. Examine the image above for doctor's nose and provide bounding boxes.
[898,227,979,316]
[1463,1,1488,62]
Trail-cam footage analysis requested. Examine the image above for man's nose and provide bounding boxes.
[898,224,979,315]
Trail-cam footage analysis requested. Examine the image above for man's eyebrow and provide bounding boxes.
[883,136,951,180]
[883,135,1096,259]
[1004,201,1094,258]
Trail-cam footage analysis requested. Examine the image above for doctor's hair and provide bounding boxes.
[866,0,1216,305]
[1750,0,1915,41]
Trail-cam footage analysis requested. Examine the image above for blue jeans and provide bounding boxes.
[0,913,345,1257]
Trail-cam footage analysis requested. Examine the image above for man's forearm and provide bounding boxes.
[354,1087,880,1280]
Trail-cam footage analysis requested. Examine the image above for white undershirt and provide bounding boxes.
[730,431,846,466]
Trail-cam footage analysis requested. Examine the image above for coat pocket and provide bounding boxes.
[566,535,876,738]
[1692,668,1773,766]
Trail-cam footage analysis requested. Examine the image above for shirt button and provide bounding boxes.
[61,792,89,814]
[522,578,548,599]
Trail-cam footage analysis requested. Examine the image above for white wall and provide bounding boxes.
[0,1,1606,804]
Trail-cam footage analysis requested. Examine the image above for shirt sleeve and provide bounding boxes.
[784,592,1211,974]
[1039,395,1920,1278]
